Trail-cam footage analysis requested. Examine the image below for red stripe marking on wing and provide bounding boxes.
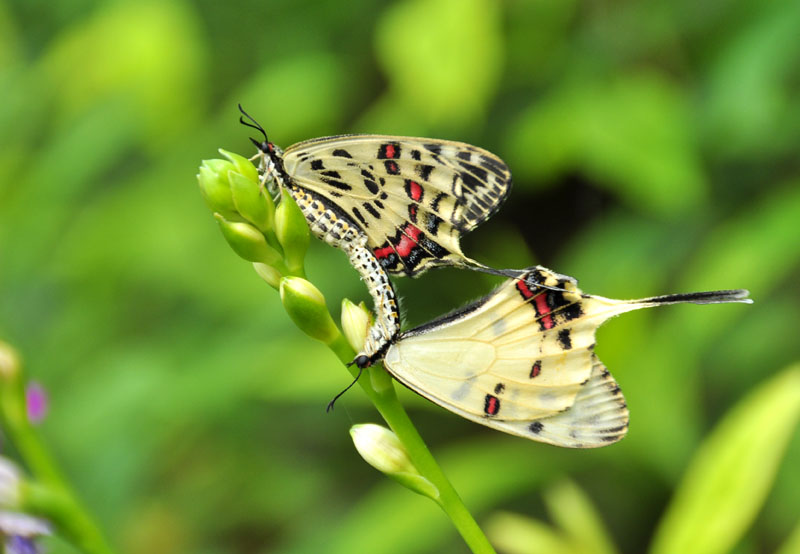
[408,180,423,201]
[516,280,535,298]
[518,280,555,329]
[374,245,393,259]
[533,295,554,329]
[395,224,422,258]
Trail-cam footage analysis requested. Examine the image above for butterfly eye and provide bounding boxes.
[353,355,371,369]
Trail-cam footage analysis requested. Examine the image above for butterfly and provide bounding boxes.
[382,266,751,447]
[239,106,514,366]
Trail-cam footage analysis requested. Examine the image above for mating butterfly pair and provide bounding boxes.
[240,107,751,448]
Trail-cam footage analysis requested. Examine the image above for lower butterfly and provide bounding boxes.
[239,106,515,367]
[381,266,751,447]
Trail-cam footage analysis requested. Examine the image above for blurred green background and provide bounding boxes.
[1,0,799,552]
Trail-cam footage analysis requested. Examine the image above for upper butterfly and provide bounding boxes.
[239,105,513,366]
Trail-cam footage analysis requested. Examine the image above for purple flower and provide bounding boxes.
[24,383,47,424]
[6,535,39,554]
[0,512,50,554]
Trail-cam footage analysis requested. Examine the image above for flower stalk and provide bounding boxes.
[0,342,114,554]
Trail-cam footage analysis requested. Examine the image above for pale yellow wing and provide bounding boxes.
[384,266,751,447]
[282,135,511,277]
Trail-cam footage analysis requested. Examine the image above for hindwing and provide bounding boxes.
[282,135,512,277]
[383,267,750,447]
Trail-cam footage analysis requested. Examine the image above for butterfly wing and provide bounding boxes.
[282,135,512,277]
[384,267,750,447]
[383,266,630,447]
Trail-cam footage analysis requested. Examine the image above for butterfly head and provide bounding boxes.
[238,103,289,184]
[238,103,270,148]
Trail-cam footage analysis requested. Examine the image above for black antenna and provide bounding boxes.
[326,364,365,412]
[238,103,268,148]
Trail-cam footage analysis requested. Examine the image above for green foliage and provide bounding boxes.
[1,0,798,552]
[651,365,800,554]
[484,366,800,554]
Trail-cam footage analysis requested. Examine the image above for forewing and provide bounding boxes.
[384,266,630,447]
[282,135,512,276]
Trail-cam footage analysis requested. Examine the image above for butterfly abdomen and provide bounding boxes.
[283,183,401,365]
[346,242,400,364]
[286,184,362,248]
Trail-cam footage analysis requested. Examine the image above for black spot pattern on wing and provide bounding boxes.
[416,164,434,180]
[557,329,572,350]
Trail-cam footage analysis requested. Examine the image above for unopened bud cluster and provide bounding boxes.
[198,150,344,344]
[197,150,310,287]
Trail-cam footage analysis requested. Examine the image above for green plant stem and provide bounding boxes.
[0,369,114,553]
[328,335,496,554]
[16,428,114,554]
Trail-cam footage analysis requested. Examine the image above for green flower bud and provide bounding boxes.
[219,149,259,184]
[215,213,282,266]
[275,189,310,274]
[0,342,20,380]
[350,424,439,501]
[341,299,371,353]
[253,262,281,289]
[279,277,340,344]
[197,159,238,218]
[229,171,275,232]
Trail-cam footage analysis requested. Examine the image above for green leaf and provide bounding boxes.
[507,73,706,216]
[233,53,348,140]
[678,180,800,298]
[702,0,800,160]
[40,1,205,146]
[485,512,574,554]
[374,0,503,127]
[775,519,800,554]
[649,364,800,554]
[544,480,619,554]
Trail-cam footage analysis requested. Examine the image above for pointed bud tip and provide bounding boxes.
[253,262,282,289]
[218,148,259,183]
[215,215,282,265]
[229,170,274,231]
[280,276,326,307]
[279,278,340,344]
[341,299,371,353]
[197,160,237,216]
[349,424,438,499]
[350,424,414,475]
